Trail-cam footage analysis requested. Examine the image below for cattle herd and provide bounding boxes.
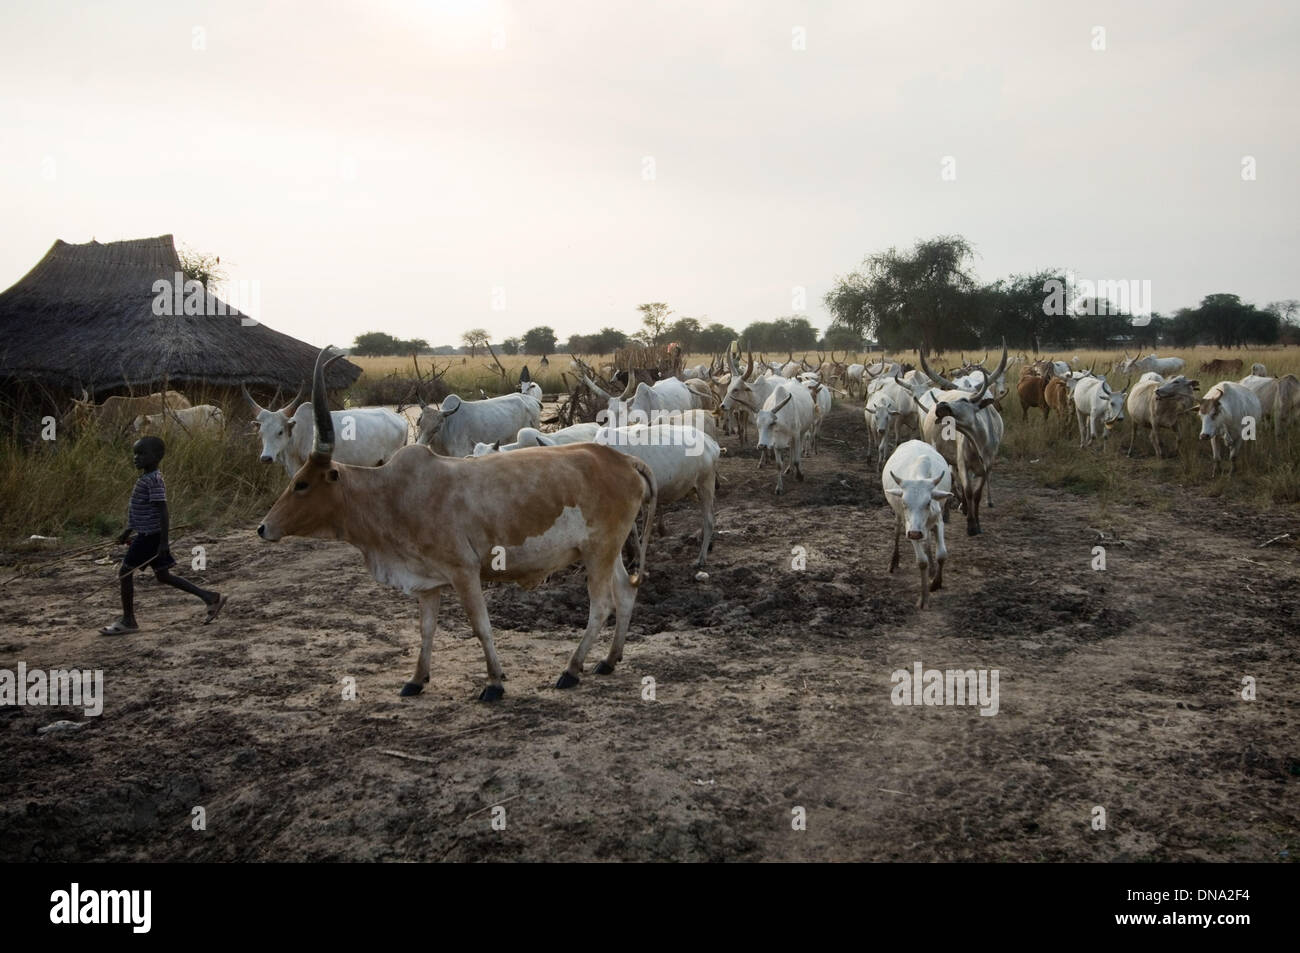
[62,343,1300,703]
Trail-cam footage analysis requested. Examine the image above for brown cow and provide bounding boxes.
[65,390,192,435]
[1200,358,1243,376]
[1016,372,1051,421]
[1044,376,1071,424]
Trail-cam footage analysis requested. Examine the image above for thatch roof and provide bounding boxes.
[0,235,360,397]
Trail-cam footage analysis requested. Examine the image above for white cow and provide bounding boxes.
[883,440,954,609]
[754,381,816,495]
[244,386,407,478]
[864,379,918,465]
[1073,377,1129,449]
[918,345,1007,536]
[416,392,541,458]
[802,379,832,455]
[1197,381,1262,476]
[720,352,785,448]
[133,404,224,435]
[595,425,721,571]
[471,422,601,456]
[1126,375,1199,457]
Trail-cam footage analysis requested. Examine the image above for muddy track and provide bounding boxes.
[2,402,1297,861]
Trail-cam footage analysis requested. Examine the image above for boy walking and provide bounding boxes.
[99,435,227,635]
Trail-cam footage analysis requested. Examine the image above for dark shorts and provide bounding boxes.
[123,532,176,574]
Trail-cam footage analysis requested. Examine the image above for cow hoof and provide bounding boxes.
[967,525,981,536]
[593,661,615,675]
[555,671,581,689]
[478,684,505,702]
[930,579,943,592]
[399,681,424,697]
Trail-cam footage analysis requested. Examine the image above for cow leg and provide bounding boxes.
[455,575,506,701]
[401,587,445,696]
[597,557,638,674]
[1076,410,1088,448]
[912,538,930,609]
[1150,424,1163,458]
[562,548,618,686]
[930,519,947,592]
[984,471,993,508]
[793,441,805,482]
[966,477,982,536]
[773,446,785,495]
[695,474,716,569]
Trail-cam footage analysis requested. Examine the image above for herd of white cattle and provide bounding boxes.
[68,342,1295,701]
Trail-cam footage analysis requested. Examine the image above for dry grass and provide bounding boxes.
[0,421,284,547]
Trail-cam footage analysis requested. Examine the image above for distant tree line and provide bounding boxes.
[823,236,1295,352]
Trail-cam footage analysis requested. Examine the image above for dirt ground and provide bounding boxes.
[2,402,1297,862]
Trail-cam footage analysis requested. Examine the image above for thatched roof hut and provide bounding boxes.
[0,235,360,400]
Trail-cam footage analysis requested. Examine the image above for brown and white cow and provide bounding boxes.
[66,389,192,435]
[258,348,658,702]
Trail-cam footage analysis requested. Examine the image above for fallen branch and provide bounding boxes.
[464,793,521,821]
[1258,533,1291,548]
[377,749,439,765]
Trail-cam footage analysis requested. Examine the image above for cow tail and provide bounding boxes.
[627,456,657,586]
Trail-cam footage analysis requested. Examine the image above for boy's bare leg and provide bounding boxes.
[154,567,219,608]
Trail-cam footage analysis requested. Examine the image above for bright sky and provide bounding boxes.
[2,0,1296,349]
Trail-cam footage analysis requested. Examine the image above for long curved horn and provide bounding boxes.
[728,349,740,377]
[520,365,530,383]
[918,345,957,390]
[241,382,264,414]
[620,371,637,399]
[972,339,1008,404]
[745,350,755,380]
[773,394,792,413]
[279,381,307,416]
[582,373,610,397]
[311,347,343,457]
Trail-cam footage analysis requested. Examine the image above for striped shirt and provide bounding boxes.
[127,470,167,533]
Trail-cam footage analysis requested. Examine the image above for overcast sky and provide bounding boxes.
[2,0,1296,348]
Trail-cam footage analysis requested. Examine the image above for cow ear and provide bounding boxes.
[886,487,904,498]
[327,468,340,482]
[932,490,952,501]
[285,419,296,432]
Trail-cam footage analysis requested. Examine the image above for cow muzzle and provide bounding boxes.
[257,523,280,541]
[259,455,273,464]
[907,530,924,540]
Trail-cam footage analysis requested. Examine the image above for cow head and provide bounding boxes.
[1197,391,1225,439]
[930,342,1007,432]
[755,391,793,450]
[259,350,346,542]
[1155,376,1199,405]
[1099,381,1129,431]
[243,381,307,464]
[886,469,951,539]
[414,393,462,448]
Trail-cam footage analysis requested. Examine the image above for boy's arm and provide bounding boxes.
[116,527,132,544]
[155,500,170,557]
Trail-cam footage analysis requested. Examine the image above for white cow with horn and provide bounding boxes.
[243,381,407,478]
[416,392,541,457]
[883,440,954,609]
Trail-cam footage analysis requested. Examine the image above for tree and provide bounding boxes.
[636,303,672,348]
[824,236,980,353]
[667,317,702,353]
[522,326,557,356]
[461,328,490,356]
[501,337,521,355]
[352,331,401,356]
[178,245,226,290]
[697,322,738,354]
[1185,294,1278,347]
[822,322,862,350]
